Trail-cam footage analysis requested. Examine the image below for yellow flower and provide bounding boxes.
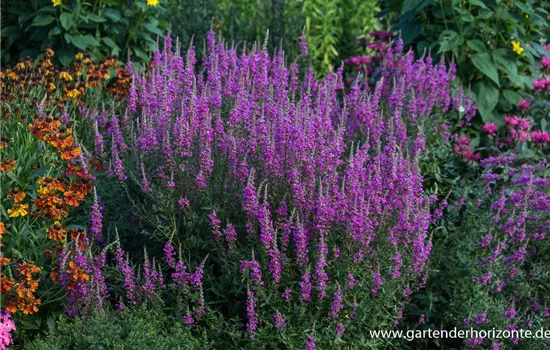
[52,0,62,6]
[8,203,29,218]
[67,89,80,99]
[59,71,73,82]
[146,0,159,6]
[511,40,524,55]
[48,83,56,90]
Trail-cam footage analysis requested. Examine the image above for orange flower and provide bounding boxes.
[0,222,5,237]
[4,298,18,313]
[71,229,88,250]
[18,262,40,278]
[20,298,41,315]
[16,279,40,299]
[0,253,11,268]
[47,221,67,241]
[1,275,15,293]
[7,187,26,202]
[63,190,84,207]
[1,159,16,172]
[66,261,89,283]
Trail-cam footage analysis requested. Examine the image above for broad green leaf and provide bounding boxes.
[473,81,499,122]
[101,37,120,56]
[402,0,425,14]
[60,12,74,30]
[103,8,122,22]
[86,13,107,23]
[514,2,534,16]
[467,39,487,53]
[502,90,522,105]
[66,34,100,50]
[32,14,55,26]
[471,53,499,86]
[438,30,460,54]
[469,0,488,9]
[492,49,517,77]
[57,47,75,67]
[144,22,164,37]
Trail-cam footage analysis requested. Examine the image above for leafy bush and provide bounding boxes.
[28,306,211,350]
[1,0,167,65]
[0,48,128,346]
[384,0,549,123]
[68,32,475,349]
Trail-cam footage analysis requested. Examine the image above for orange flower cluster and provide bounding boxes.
[3,262,41,315]
[28,116,81,161]
[0,46,131,107]
[64,261,90,291]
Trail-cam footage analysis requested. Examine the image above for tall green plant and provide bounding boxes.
[303,0,379,75]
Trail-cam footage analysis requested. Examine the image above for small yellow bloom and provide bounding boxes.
[59,71,73,82]
[52,0,62,6]
[48,83,56,90]
[67,89,80,99]
[511,40,524,55]
[8,203,29,218]
[75,52,84,60]
[146,0,159,6]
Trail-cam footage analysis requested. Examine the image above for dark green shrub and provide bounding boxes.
[28,306,211,350]
[383,0,549,123]
[1,0,168,65]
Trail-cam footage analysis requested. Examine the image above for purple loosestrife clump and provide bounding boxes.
[90,31,471,341]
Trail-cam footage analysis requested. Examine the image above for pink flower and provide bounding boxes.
[482,123,498,136]
[542,55,550,71]
[518,99,530,112]
[531,130,550,144]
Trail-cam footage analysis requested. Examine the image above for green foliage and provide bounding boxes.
[213,0,304,58]
[384,0,549,122]
[1,0,168,65]
[28,306,211,350]
[161,0,216,58]
[303,0,380,75]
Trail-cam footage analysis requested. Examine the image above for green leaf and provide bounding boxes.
[469,0,488,9]
[438,30,461,55]
[502,90,522,105]
[144,22,164,37]
[514,2,534,16]
[473,81,499,122]
[32,14,55,26]
[467,39,487,53]
[492,49,517,77]
[402,0,425,14]
[57,47,75,67]
[101,37,120,56]
[60,12,74,30]
[86,13,107,23]
[66,34,100,50]
[103,8,122,22]
[471,53,499,86]
[133,47,149,61]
